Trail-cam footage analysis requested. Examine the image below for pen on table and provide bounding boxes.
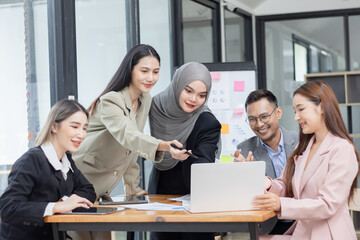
[171,206,185,210]
[170,143,199,159]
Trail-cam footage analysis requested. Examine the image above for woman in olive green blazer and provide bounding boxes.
[73,44,179,199]
[70,44,182,240]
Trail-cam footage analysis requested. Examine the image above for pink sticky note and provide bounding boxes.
[233,108,244,114]
[211,72,221,80]
[234,81,245,91]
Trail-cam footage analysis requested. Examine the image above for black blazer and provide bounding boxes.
[148,112,221,194]
[0,147,96,240]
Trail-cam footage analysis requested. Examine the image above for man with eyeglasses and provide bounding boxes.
[233,89,298,235]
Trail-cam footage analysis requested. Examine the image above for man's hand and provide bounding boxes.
[232,149,254,162]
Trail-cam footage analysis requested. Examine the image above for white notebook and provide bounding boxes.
[188,161,265,213]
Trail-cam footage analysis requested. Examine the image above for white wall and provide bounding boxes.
[253,0,360,15]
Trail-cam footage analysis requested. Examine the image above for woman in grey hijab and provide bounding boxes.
[148,62,221,240]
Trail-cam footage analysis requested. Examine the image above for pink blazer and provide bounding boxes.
[266,132,358,240]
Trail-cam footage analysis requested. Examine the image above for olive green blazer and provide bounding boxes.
[73,87,163,199]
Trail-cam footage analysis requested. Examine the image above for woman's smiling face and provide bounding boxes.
[178,80,207,113]
[293,93,324,135]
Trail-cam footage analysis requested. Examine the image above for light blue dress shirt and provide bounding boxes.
[260,129,286,178]
[260,131,294,224]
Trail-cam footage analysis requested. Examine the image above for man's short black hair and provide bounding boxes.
[245,89,278,111]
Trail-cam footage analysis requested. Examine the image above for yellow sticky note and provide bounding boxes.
[221,123,229,134]
[220,155,232,163]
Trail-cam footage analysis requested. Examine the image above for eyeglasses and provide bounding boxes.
[246,107,277,126]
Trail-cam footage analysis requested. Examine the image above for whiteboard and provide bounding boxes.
[204,62,257,161]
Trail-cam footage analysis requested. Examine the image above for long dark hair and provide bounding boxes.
[88,44,160,114]
[283,80,359,200]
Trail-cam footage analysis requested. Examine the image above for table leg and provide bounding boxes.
[249,222,259,240]
[127,231,135,240]
[52,223,66,240]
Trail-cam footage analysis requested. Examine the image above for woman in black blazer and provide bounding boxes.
[148,62,221,240]
[0,99,96,240]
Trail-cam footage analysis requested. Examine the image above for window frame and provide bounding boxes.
[256,7,360,89]
[225,6,253,61]
[171,0,221,68]
[171,0,253,69]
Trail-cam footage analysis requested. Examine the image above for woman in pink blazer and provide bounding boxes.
[254,80,359,240]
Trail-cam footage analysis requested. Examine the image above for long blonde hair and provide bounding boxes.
[35,99,88,146]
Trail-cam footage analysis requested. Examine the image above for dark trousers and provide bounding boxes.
[269,220,294,235]
[150,232,214,240]
[150,164,214,240]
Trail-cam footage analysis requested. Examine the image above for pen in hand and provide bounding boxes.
[170,143,199,159]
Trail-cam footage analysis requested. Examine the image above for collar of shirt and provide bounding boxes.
[259,128,284,156]
[259,129,286,178]
[41,142,73,180]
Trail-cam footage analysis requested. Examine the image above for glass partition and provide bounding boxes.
[265,16,345,131]
[0,0,50,194]
[349,15,360,71]
[224,10,246,62]
[139,0,172,191]
[75,0,127,109]
[33,1,50,127]
[294,43,308,82]
[0,2,27,167]
[182,0,214,63]
[139,0,172,97]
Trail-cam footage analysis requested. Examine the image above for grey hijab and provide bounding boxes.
[149,62,217,171]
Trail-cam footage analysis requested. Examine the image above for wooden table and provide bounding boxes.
[45,195,276,240]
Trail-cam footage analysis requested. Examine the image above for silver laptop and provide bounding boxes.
[188,161,265,213]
